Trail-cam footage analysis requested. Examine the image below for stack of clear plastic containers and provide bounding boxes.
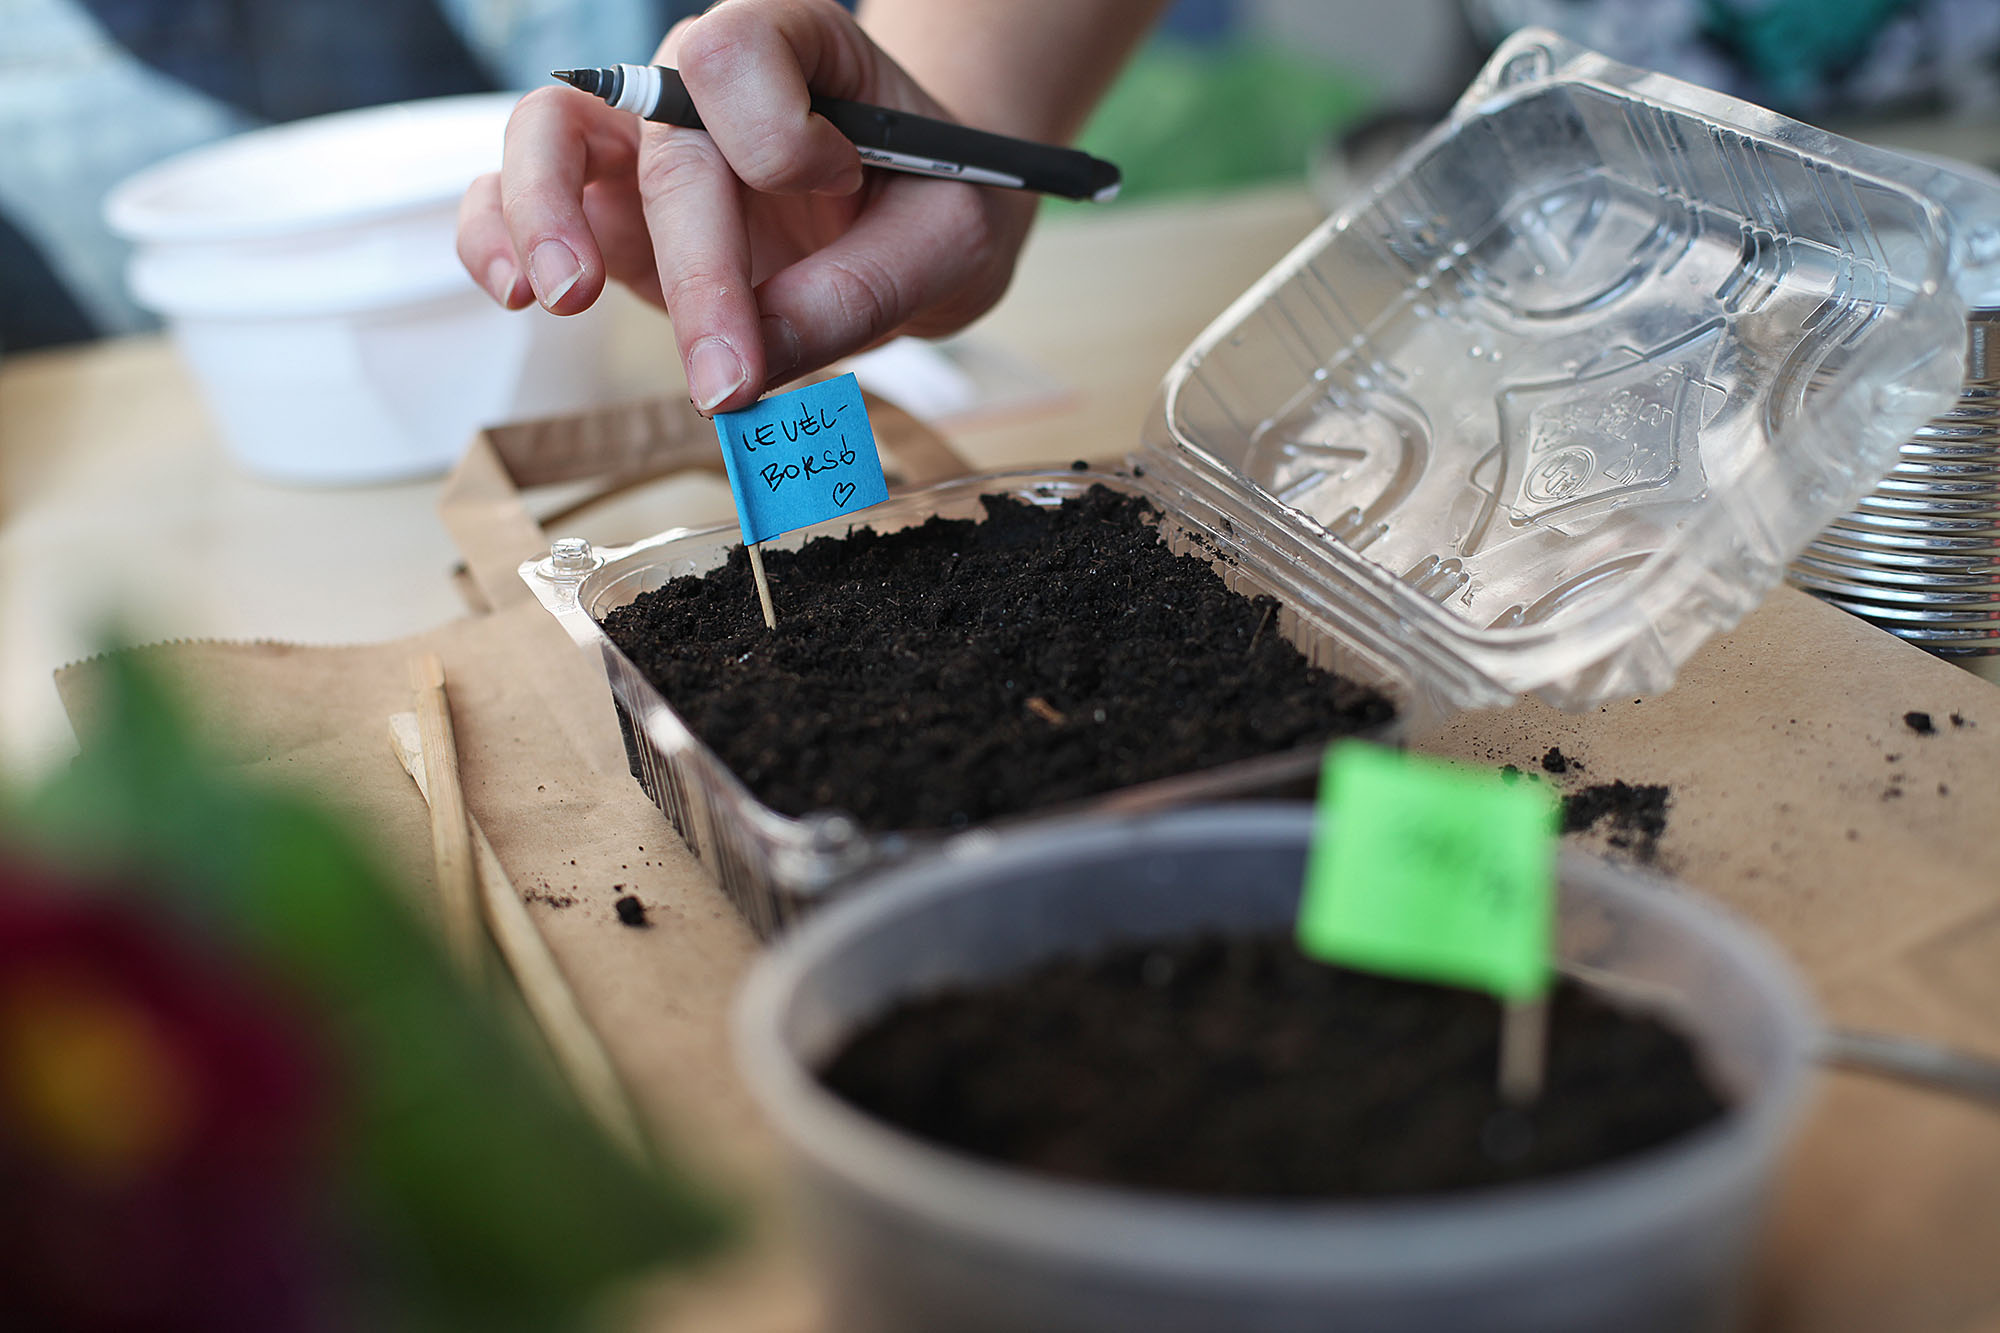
[527,29,1997,933]
[1789,307,2000,652]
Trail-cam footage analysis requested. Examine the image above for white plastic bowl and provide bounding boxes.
[105,94,610,485]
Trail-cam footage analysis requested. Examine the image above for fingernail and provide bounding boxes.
[528,240,581,309]
[760,314,800,383]
[484,257,517,305]
[688,337,748,413]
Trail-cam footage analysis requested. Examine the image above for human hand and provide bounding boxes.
[456,0,1039,414]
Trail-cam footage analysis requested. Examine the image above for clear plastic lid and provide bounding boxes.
[1142,29,2000,711]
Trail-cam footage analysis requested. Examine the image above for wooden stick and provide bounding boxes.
[407,654,481,982]
[1499,994,1549,1106]
[746,541,777,629]
[1247,603,1275,655]
[389,712,651,1163]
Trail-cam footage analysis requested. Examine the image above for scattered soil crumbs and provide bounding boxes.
[1561,781,1671,860]
[601,487,1396,832]
[614,895,649,928]
[1541,746,1575,774]
[524,887,576,910]
[1905,711,1936,735]
[823,929,1727,1199]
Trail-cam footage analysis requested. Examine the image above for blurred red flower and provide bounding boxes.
[0,863,333,1332]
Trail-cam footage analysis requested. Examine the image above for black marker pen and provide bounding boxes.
[551,64,1122,203]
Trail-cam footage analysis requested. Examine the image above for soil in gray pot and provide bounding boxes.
[822,928,1728,1198]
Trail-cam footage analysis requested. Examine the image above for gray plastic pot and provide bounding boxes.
[734,806,1818,1333]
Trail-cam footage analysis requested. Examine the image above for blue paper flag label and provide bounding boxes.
[713,374,889,545]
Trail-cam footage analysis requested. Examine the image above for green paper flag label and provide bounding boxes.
[1297,742,1557,1000]
[713,373,890,546]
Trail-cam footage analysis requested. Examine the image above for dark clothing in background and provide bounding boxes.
[77,0,497,124]
[0,0,710,352]
[1,211,99,352]
[3,0,505,351]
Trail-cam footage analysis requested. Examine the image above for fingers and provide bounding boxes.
[753,180,1034,389]
[638,119,763,413]
[642,0,949,412]
[497,87,625,313]
[457,173,532,308]
[581,176,663,306]
[458,85,643,315]
[673,0,867,196]
[637,16,764,413]
[640,5,871,414]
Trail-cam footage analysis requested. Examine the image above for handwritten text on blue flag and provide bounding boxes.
[713,374,889,545]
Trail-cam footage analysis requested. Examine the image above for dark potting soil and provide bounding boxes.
[600,486,1397,833]
[1561,780,1671,860]
[822,929,1728,1199]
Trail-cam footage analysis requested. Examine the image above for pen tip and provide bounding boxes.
[550,66,614,99]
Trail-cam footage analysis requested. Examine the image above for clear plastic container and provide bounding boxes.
[1141,28,1996,708]
[524,470,1413,936]
[734,806,1819,1333]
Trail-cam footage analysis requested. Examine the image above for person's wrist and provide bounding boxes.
[854,9,1071,144]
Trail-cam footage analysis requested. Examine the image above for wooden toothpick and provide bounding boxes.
[389,711,651,1164]
[745,542,777,630]
[1025,696,1067,726]
[1499,994,1549,1105]
[1247,603,1275,656]
[407,653,481,983]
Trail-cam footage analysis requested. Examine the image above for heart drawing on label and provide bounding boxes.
[833,481,856,508]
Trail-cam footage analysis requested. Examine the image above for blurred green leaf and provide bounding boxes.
[1072,38,1375,203]
[9,649,731,1330]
